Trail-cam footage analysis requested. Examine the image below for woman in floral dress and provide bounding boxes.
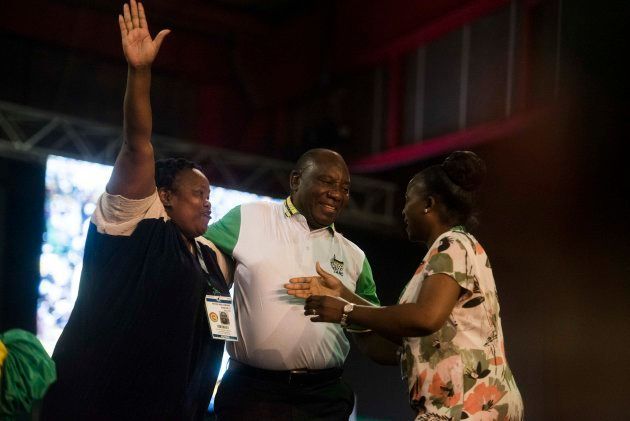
[287,151,523,420]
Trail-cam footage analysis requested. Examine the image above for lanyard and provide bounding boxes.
[195,241,210,274]
[195,241,228,296]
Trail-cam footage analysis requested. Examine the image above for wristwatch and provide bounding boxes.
[340,303,355,327]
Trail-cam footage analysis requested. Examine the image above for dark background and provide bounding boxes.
[1,0,628,419]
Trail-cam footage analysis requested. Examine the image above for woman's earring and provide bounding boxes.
[423,208,428,214]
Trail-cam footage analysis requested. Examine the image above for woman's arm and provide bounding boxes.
[305,273,462,338]
[106,0,170,199]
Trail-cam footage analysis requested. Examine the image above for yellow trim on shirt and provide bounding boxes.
[284,196,299,217]
[283,196,336,232]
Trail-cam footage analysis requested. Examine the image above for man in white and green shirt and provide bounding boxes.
[204,148,379,419]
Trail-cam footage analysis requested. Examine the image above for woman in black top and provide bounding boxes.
[41,1,231,419]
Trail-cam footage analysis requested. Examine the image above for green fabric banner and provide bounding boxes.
[0,330,56,417]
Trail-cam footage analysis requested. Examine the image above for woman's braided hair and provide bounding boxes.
[416,151,486,228]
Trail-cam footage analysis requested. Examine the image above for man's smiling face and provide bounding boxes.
[290,151,350,230]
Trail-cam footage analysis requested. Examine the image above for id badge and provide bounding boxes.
[205,295,238,341]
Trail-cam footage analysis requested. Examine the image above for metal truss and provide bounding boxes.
[0,100,399,232]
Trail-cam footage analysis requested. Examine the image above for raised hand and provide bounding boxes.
[118,0,170,69]
[285,262,344,299]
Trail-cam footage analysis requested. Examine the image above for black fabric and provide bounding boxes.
[215,368,354,421]
[41,218,227,420]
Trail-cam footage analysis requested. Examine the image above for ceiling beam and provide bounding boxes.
[335,0,509,71]
[0,100,399,233]
[350,108,547,173]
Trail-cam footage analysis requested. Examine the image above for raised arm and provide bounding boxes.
[106,0,170,198]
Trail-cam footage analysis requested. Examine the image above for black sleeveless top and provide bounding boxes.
[41,217,229,420]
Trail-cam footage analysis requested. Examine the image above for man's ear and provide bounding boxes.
[289,170,301,192]
[425,196,436,212]
[158,187,172,208]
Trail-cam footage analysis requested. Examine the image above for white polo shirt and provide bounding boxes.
[204,197,379,370]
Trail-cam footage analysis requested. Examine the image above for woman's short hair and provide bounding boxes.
[155,158,202,190]
[416,151,486,227]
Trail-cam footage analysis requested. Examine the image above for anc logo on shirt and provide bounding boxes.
[330,255,344,276]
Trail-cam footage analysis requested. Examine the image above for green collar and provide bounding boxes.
[283,196,336,233]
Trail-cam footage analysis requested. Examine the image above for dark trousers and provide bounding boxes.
[214,367,355,421]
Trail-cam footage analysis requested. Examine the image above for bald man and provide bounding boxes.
[204,149,379,420]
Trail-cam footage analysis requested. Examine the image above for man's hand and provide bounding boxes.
[118,0,170,69]
[285,262,343,299]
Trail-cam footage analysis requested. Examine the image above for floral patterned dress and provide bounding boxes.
[398,227,523,421]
